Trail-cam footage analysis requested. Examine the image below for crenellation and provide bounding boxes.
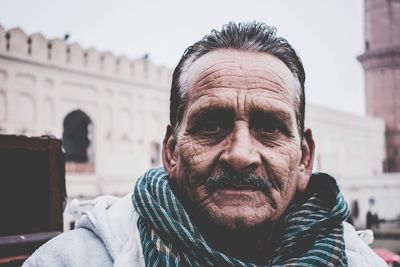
[131,58,145,80]
[116,55,130,77]
[129,61,136,77]
[49,38,67,65]
[146,62,157,82]
[68,43,84,68]
[155,67,162,82]
[84,47,100,71]
[0,25,171,86]
[157,66,171,84]
[7,28,28,57]
[29,33,47,61]
[100,51,116,74]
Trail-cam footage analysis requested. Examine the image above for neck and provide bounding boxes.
[194,215,276,264]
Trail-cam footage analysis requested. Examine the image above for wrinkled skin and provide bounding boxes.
[163,49,315,230]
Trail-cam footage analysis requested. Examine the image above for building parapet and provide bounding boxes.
[306,103,385,133]
[0,23,172,87]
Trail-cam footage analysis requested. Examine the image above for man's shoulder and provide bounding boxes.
[24,193,145,267]
[23,228,112,267]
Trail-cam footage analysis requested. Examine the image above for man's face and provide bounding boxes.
[163,49,314,229]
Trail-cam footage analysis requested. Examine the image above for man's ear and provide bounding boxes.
[162,124,178,174]
[297,128,315,192]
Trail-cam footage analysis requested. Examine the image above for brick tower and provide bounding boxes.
[358,0,400,172]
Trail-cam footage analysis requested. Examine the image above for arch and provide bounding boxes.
[43,78,54,88]
[119,107,132,140]
[43,98,54,125]
[0,91,6,121]
[0,69,7,85]
[16,94,35,124]
[7,27,28,56]
[62,109,94,163]
[103,105,113,140]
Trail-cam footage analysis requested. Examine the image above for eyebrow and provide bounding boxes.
[250,107,293,125]
[187,105,293,124]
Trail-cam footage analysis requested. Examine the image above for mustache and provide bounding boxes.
[205,169,272,194]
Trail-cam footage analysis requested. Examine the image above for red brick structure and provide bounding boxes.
[358,0,400,172]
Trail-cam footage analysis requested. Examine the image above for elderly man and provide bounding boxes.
[24,22,386,267]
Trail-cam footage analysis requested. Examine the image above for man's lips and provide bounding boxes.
[210,184,277,209]
[214,187,263,202]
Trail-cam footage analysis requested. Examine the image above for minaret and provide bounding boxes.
[358,0,400,172]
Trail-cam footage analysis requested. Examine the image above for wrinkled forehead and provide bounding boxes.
[180,49,300,100]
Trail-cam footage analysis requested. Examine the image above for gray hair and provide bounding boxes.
[169,21,306,136]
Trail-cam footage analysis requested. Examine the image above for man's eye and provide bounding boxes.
[201,120,222,133]
[254,123,280,134]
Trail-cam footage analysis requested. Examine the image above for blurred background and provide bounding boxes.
[0,0,399,264]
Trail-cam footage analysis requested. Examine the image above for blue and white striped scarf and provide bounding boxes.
[133,168,350,266]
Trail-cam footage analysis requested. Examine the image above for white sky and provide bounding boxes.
[0,0,366,114]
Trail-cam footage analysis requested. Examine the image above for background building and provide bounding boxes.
[0,24,171,201]
[358,0,400,172]
[0,0,400,230]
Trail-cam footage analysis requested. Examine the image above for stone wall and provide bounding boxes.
[0,23,172,199]
[306,104,385,179]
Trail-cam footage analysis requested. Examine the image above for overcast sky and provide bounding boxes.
[0,0,366,115]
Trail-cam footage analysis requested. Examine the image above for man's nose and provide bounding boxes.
[219,126,261,173]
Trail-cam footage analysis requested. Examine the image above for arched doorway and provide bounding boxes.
[62,110,94,172]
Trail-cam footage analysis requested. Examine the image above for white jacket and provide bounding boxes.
[24,194,387,267]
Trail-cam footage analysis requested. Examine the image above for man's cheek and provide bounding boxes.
[265,149,300,188]
[271,145,301,169]
[179,140,217,171]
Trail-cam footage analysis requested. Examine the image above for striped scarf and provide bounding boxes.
[133,168,350,266]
